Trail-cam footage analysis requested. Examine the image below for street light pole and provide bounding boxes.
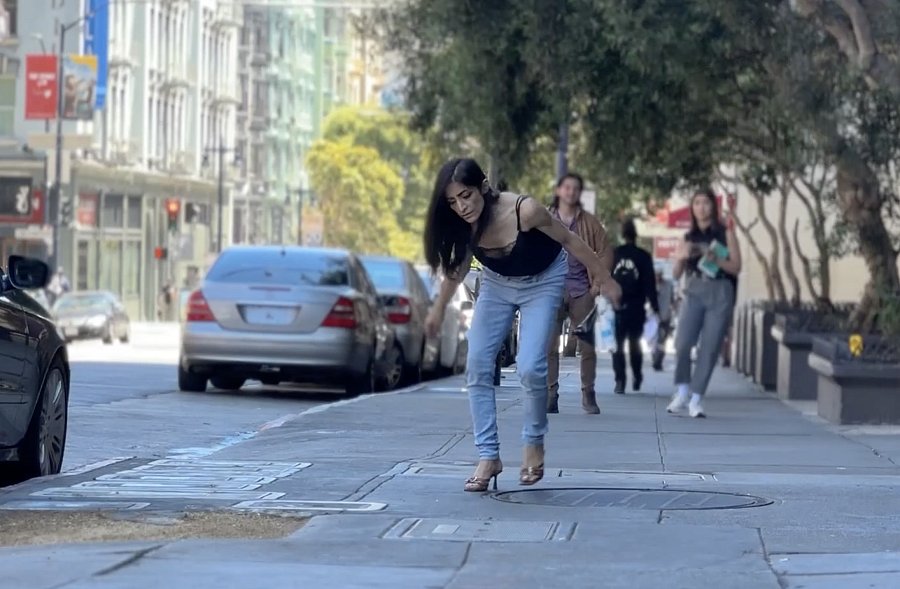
[204,137,240,254]
[49,22,72,272]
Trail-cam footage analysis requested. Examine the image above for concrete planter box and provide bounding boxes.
[771,321,818,401]
[753,309,778,390]
[734,303,748,375]
[744,305,758,379]
[809,336,900,425]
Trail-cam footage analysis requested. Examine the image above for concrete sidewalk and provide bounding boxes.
[7,357,900,588]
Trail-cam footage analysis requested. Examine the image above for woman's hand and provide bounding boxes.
[675,239,692,261]
[425,307,445,338]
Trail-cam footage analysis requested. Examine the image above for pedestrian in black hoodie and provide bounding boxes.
[611,218,659,394]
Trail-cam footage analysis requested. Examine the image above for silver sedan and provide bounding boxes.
[178,246,390,396]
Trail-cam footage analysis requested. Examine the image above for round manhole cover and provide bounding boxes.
[492,488,772,510]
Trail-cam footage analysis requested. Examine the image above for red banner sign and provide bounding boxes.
[25,55,58,120]
[654,236,681,260]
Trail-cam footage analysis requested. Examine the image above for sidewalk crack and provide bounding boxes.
[653,394,667,472]
[93,544,165,577]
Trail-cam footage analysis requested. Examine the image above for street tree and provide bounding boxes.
[319,106,432,258]
[304,140,407,256]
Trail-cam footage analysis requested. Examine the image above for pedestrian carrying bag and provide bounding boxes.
[643,314,659,350]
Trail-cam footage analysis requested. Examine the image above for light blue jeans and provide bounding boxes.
[466,251,567,459]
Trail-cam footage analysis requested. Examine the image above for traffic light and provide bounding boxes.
[154,246,168,260]
[60,196,74,227]
[165,199,180,232]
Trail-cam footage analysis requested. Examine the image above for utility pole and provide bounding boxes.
[203,135,241,253]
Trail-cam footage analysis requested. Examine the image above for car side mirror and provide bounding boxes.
[7,256,50,290]
[460,300,474,311]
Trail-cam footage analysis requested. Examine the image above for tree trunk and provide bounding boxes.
[777,176,803,304]
[751,190,788,301]
[835,153,900,332]
[734,217,776,300]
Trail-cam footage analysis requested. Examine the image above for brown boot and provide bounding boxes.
[582,390,601,414]
[547,392,560,414]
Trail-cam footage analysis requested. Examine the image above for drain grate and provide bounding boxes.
[30,459,311,501]
[492,488,772,510]
[382,518,575,542]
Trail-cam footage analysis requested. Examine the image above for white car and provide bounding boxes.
[418,268,474,376]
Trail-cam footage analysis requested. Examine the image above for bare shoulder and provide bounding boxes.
[516,195,553,230]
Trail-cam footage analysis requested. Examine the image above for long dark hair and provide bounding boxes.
[424,158,499,275]
[687,187,722,237]
[550,172,584,210]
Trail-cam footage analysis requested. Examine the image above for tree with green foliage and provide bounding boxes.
[305,140,409,256]
[305,106,435,261]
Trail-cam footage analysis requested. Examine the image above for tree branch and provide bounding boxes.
[733,215,775,300]
[793,218,820,300]
[833,0,877,70]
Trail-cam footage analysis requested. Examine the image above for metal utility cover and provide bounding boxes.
[0,501,150,511]
[29,459,309,501]
[492,488,772,510]
[382,518,575,542]
[557,470,708,485]
[232,500,387,513]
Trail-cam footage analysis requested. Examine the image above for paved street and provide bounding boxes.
[54,323,343,473]
[4,348,900,588]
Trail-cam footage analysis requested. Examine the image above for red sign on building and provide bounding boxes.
[654,236,681,260]
[25,55,58,120]
[0,182,44,225]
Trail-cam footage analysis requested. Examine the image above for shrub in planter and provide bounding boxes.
[771,304,856,401]
[809,335,900,425]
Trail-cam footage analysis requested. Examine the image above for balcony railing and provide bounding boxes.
[214,1,243,28]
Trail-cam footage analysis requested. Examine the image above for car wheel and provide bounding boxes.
[346,357,375,397]
[377,344,403,391]
[120,323,130,344]
[102,325,114,345]
[210,376,246,391]
[178,364,208,392]
[17,357,69,481]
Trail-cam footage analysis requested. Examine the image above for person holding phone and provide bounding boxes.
[667,188,741,418]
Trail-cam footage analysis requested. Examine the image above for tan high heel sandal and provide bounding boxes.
[519,445,544,486]
[464,459,503,492]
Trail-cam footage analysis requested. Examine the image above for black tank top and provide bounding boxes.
[473,196,563,277]
[685,225,728,280]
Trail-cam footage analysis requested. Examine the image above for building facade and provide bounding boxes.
[4,0,240,320]
[235,5,318,247]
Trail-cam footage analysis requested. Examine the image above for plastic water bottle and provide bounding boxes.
[597,298,616,352]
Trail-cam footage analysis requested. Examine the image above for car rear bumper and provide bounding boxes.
[181,322,370,379]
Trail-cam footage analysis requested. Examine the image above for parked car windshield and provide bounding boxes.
[53,293,110,312]
[206,250,349,286]
[361,260,406,290]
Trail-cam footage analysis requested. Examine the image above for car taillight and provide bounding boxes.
[186,290,214,322]
[386,296,411,324]
[322,296,357,328]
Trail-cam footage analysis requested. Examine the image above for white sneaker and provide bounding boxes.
[667,393,688,414]
[689,397,706,418]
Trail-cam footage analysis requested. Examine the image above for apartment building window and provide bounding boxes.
[2,0,17,37]
[240,74,249,108]
[126,196,142,229]
[118,85,126,141]
[251,145,264,178]
[102,194,124,228]
[0,74,12,136]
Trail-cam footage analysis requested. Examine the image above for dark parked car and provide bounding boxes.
[53,290,131,344]
[0,256,71,484]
